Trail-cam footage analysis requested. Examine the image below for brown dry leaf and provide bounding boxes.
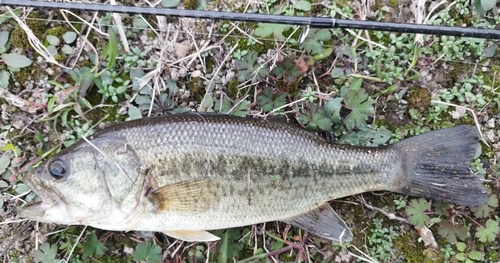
[295,57,309,73]
[55,86,78,104]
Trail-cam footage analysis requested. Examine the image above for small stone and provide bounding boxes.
[486,130,496,142]
[174,43,190,58]
[486,118,496,129]
[123,245,134,254]
[191,70,202,78]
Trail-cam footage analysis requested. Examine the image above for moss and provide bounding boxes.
[10,13,46,49]
[183,0,199,10]
[12,63,45,89]
[186,77,206,102]
[388,0,399,7]
[226,79,240,99]
[394,232,442,263]
[405,87,431,112]
[45,26,69,40]
[447,61,469,85]
[487,250,499,262]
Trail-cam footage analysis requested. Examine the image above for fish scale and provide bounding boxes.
[87,115,399,228]
[19,114,488,242]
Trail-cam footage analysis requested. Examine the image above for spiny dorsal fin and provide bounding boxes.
[149,180,217,212]
[282,203,353,242]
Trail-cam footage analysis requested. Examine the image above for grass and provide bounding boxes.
[0,0,499,262]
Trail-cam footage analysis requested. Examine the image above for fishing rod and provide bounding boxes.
[1,0,500,39]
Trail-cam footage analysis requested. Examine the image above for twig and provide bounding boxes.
[263,97,306,118]
[357,195,409,224]
[64,225,87,262]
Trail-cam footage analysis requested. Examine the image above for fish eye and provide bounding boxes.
[48,159,69,180]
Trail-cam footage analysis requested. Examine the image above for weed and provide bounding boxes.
[367,217,399,261]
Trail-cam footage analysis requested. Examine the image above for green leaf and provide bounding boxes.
[214,97,232,113]
[0,69,9,88]
[343,88,373,130]
[128,106,142,120]
[231,100,250,117]
[216,229,245,262]
[130,69,146,91]
[456,242,466,252]
[473,0,487,16]
[132,239,162,263]
[300,29,331,54]
[254,23,292,40]
[476,219,499,243]
[470,194,498,218]
[483,43,498,58]
[295,0,311,11]
[455,252,466,261]
[46,35,60,46]
[438,221,468,244]
[166,78,178,95]
[298,104,332,131]
[468,250,484,260]
[78,67,96,98]
[349,77,363,91]
[160,0,181,7]
[480,0,496,10]
[1,53,32,68]
[312,47,333,61]
[405,198,430,226]
[62,31,77,44]
[0,31,9,48]
[61,45,73,55]
[0,9,21,25]
[83,232,107,258]
[323,97,342,124]
[235,51,269,82]
[133,16,149,30]
[0,153,11,174]
[103,31,118,69]
[199,94,214,112]
[273,58,301,82]
[46,45,57,56]
[257,88,286,112]
[33,243,58,263]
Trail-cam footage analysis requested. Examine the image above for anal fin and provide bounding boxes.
[282,203,352,242]
[163,230,220,242]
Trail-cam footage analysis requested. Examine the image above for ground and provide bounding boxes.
[0,0,500,262]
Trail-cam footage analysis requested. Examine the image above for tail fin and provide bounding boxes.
[394,125,488,207]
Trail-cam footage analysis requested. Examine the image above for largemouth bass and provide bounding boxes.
[18,114,488,242]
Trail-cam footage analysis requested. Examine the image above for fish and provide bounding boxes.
[18,113,489,242]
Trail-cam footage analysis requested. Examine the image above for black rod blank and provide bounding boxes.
[2,0,500,39]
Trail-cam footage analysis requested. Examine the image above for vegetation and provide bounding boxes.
[0,0,499,262]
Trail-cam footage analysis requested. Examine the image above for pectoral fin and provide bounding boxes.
[163,230,220,242]
[149,180,216,212]
[282,203,353,242]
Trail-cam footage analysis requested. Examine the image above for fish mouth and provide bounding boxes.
[18,175,65,219]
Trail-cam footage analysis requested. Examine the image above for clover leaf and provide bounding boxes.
[343,88,373,130]
[405,198,431,227]
[257,88,286,112]
[470,194,498,218]
[476,219,499,243]
[438,221,468,244]
[235,51,269,82]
